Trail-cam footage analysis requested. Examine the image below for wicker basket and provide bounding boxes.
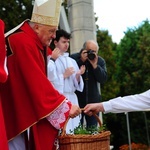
[58,114,111,150]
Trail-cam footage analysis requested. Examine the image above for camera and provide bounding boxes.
[87,50,96,60]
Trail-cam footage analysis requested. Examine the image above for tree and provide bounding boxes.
[0,0,33,31]
[116,20,150,96]
[96,29,119,101]
[106,20,150,149]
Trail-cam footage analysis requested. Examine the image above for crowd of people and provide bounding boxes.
[0,0,149,150]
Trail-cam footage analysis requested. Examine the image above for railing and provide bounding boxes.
[125,110,150,150]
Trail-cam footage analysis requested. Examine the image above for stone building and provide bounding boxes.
[60,0,96,53]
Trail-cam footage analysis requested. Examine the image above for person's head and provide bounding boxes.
[29,22,57,47]
[79,40,99,60]
[51,29,71,53]
[30,0,62,47]
[82,40,99,54]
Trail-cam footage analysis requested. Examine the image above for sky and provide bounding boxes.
[93,0,150,43]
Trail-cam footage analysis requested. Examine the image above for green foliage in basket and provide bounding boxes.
[70,124,107,135]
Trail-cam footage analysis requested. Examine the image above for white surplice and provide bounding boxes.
[47,52,84,133]
[103,89,150,113]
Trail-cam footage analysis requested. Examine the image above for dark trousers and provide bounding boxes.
[80,112,99,128]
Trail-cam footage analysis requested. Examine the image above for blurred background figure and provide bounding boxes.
[71,40,107,128]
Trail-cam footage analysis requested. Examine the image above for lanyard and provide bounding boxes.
[85,62,89,104]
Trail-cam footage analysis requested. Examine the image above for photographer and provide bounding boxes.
[70,40,107,128]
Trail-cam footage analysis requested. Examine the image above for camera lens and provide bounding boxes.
[87,50,95,60]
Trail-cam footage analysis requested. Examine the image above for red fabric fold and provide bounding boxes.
[0,19,8,150]
[0,19,7,82]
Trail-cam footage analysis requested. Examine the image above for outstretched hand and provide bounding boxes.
[83,103,105,116]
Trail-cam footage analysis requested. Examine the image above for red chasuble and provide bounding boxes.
[0,19,7,83]
[1,21,69,150]
[0,19,8,150]
[0,100,8,150]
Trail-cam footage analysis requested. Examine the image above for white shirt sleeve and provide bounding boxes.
[73,74,84,92]
[103,89,150,113]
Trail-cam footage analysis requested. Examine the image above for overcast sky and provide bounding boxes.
[94,0,150,43]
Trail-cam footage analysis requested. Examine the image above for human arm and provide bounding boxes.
[46,100,81,129]
[70,53,85,88]
[70,58,84,92]
[71,52,107,84]
[83,89,150,114]
[92,56,107,84]
[103,89,150,113]
[70,52,85,67]
[75,65,85,82]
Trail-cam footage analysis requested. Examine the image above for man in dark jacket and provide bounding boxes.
[70,40,107,128]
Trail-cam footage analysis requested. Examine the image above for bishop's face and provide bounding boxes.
[35,24,57,47]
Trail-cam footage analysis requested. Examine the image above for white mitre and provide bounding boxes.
[31,0,62,26]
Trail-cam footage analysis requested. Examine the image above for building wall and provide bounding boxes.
[67,0,96,54]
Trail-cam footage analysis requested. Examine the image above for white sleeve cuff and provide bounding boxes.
[102,101,113,114]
